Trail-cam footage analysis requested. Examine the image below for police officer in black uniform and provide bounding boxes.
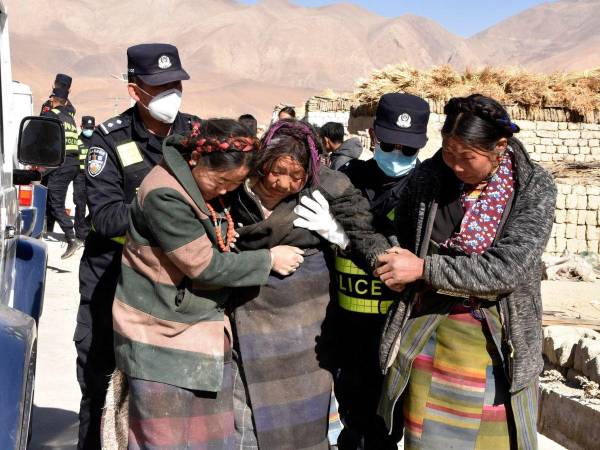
[71,116,95,245]
[75,43,199,450]
[40,73,76,116]
[41,74,76,238]
[334,93,430,450]
[42,86,85,258]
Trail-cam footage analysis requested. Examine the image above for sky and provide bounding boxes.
[239,0,553,37]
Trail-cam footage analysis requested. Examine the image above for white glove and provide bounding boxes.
[293,190,349,249]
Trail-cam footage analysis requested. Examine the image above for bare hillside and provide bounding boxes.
[5,0,599,123]
[469,0,600,71]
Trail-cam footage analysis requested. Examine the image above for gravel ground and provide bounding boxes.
[29,236,570,449]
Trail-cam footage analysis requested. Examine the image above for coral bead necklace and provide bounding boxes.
[205,197,235,252]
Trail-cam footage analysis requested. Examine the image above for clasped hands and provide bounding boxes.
[373,247,425,293]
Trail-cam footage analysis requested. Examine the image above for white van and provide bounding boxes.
[0,2,65,448]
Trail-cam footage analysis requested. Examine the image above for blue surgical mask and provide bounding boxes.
[373,144,418,177]
[82,129,93,138]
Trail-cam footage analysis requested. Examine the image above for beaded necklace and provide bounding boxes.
[205,197,235,252]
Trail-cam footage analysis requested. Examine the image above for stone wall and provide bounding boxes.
[549,184,600,255]
[302,96,353,128]
[539,326,600,450]
[302,96,600,256]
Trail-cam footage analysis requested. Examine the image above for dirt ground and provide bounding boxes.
[29,238,583,449]
[542,279,600,328]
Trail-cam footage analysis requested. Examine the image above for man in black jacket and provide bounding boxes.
[42,86,84,258]
[320,121,363,171]
[334,93,430,450]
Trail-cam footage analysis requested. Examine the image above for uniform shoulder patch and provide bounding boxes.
[87,147,108,177]
[99,116,130,135]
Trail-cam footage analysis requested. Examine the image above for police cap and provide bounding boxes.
[51,86,69,100]
[82,116,95,129]
[127,43,190,86]
[374,93,430,149]
[54,73,72,89]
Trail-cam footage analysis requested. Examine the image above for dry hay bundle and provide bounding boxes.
[354,65,600,116]
[542,160,600,184]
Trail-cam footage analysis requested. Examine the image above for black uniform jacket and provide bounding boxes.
[78,106,198,302]
[340,158,419,238]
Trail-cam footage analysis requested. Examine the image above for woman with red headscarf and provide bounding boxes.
[109,119,306,449]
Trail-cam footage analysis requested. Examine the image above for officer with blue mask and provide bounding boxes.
[334,93,430,450]
[65,115,97,252]
[342,93,430,221]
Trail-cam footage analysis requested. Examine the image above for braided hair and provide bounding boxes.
[257,119,323,186]
[177,119,259,171]
[442,94,520,152]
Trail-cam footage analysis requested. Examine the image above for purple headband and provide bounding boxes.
[263,120,320,185]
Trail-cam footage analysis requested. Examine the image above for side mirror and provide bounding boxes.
[17,116,65,168]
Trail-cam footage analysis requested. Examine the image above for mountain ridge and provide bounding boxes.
[5,0,599,123]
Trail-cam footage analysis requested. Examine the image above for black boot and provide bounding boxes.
[62,238,83,259]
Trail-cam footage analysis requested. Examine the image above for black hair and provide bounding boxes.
[278,106,296,119]
[177,118,258,172]
[238,114,258,137]
[256,119,322,185]
[319,122,344,144]
[52,96,68,105]
[442,94,520,152]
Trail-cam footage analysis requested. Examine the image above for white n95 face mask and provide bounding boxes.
[137,86,182,124]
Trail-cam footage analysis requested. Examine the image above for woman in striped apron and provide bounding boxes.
[375,94,557,449]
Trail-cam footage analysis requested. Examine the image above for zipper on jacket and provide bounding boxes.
[499,301,514,383]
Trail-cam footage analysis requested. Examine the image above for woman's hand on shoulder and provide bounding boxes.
[269,245,305,276]
[374,247,424,291]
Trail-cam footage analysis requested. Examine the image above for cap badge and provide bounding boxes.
[158,55,172,69]
[397,113,411,129]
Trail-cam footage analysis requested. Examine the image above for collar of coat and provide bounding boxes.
[161,134,210,216]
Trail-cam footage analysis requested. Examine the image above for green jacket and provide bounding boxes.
[113,134,272,392]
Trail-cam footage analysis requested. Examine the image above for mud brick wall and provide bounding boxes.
[548,184,600,255]
[303,97,353,128]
